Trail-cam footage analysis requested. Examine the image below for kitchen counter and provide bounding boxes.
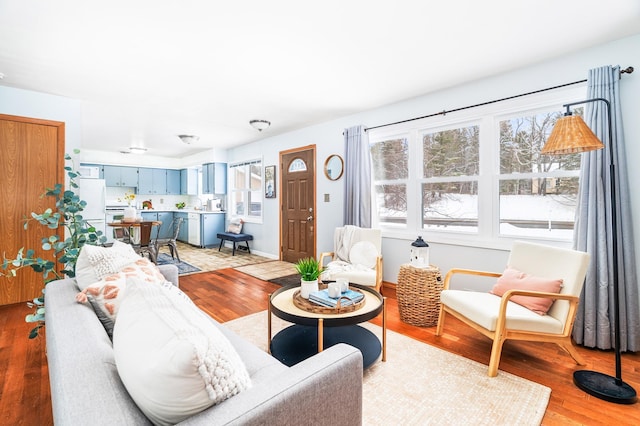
[140,209,225,214]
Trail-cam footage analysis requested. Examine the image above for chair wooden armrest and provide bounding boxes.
[443,268,502,290]
[375,255,383,293]
[318,251,335,267]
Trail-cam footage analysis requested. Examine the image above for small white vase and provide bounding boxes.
[300,279,319,299]
[124,206,137,222]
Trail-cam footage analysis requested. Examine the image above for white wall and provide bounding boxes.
[0,85,82,156]
[228,33,640,290]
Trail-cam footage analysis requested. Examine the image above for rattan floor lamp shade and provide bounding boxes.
[542,98,637,404]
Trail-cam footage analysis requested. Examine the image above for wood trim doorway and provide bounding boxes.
[279,145,316,263]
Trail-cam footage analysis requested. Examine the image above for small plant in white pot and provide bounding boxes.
[295,257,324,299]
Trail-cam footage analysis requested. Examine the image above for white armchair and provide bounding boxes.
[319,225,383,293]
[435,241,590,377]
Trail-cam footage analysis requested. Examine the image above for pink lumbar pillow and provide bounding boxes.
[490,268,563,315]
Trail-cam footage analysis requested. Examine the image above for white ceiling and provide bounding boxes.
[1,0,639,158]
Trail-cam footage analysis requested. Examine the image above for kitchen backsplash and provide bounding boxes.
[106,187,222,210]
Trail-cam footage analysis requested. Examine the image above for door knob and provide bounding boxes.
[307,216,313,221]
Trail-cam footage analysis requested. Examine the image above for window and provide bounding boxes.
[370,137,408,226]
[369,86,585,245]
[422,125,479,232]
[229,159,262,219]
[498,109,582,239]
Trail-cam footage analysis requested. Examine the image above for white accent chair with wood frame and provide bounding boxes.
[319,225,383,293]
[435,241,590,377]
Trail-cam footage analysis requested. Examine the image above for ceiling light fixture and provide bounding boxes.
[129,146,147,154]
[178,135,200,144]
[250,119,271,131]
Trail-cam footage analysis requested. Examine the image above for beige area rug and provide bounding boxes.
[225,311,551,426]
[233,261,298,281]
[165,242,271,272]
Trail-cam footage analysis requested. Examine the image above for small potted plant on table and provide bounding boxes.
[295,257,324,299]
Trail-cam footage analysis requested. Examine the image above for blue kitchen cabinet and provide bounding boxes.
[201,213,225,247]
[180,168,198,195]
[166,169,181,194]
[202,163,227,194]
[104,165,139,187]
[141,211,173,239]
[174,212,189,242]
[138,168,168,195]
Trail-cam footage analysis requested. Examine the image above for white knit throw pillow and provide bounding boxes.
[113,279,251,426]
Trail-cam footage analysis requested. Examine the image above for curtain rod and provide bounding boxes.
[364,66,634,133]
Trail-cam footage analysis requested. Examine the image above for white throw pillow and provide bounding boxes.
[113,279,252,426]
[227,218,243,234]
[349,241,378,269]
[75,241,140,290]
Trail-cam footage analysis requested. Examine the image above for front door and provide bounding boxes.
[280,146,316,263]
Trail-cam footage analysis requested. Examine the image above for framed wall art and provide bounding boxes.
[265,165,276,198]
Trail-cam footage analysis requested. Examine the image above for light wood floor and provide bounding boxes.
[1,267,639,425]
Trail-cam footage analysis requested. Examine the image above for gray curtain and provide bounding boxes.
[343,125,372,227]
[572,65,640,351]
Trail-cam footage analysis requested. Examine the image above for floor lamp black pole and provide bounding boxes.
[567,98,637,404]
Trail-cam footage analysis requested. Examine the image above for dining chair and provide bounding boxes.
[155,217,184,262]
[133,222,160,264]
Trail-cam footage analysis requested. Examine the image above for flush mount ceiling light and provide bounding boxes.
[178,135,200,144]
[249,119,271,131]
[128,146,147,154]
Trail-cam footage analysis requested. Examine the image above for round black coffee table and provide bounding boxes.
[268,284,386,368]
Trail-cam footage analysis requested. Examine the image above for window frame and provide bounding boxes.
[228,158,263,223]
[368,85,586,250]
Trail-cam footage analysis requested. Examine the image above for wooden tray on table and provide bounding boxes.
[292,284,365,314]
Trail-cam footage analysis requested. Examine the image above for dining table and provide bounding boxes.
[107,220,162,245]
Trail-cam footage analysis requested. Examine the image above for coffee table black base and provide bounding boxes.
[270,324,381,368]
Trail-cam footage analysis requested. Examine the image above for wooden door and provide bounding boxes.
[0,114,65,305]
[280,146,316,263]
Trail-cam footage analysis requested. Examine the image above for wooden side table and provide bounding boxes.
[396,263,443,327]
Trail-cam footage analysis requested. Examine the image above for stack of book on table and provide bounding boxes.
[309,289,364,308]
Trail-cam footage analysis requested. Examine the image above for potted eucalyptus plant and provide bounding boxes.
[295,257,324,299]
[1,150,106,338]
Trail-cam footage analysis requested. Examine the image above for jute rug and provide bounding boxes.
[234,261,298,281]
[224,311,550,426]
[167,242,271,272]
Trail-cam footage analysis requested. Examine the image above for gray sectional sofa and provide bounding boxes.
[45,264,363,425]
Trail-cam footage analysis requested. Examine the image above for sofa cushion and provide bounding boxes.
[490,267,563,315]
[75,241,141,290]
[113,279,251,426]
[75,258,168,337]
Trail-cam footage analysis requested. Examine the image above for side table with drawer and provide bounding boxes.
[396,263,443,327]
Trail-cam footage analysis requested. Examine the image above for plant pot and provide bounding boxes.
[124,206,137,222]
[300,279,319,299]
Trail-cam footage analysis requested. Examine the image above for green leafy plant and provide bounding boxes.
[294,257,324,281]
[1,150,106,338]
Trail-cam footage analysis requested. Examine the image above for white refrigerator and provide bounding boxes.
[78,178,107,242]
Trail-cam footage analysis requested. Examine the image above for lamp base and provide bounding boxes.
[573,370,637,404]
